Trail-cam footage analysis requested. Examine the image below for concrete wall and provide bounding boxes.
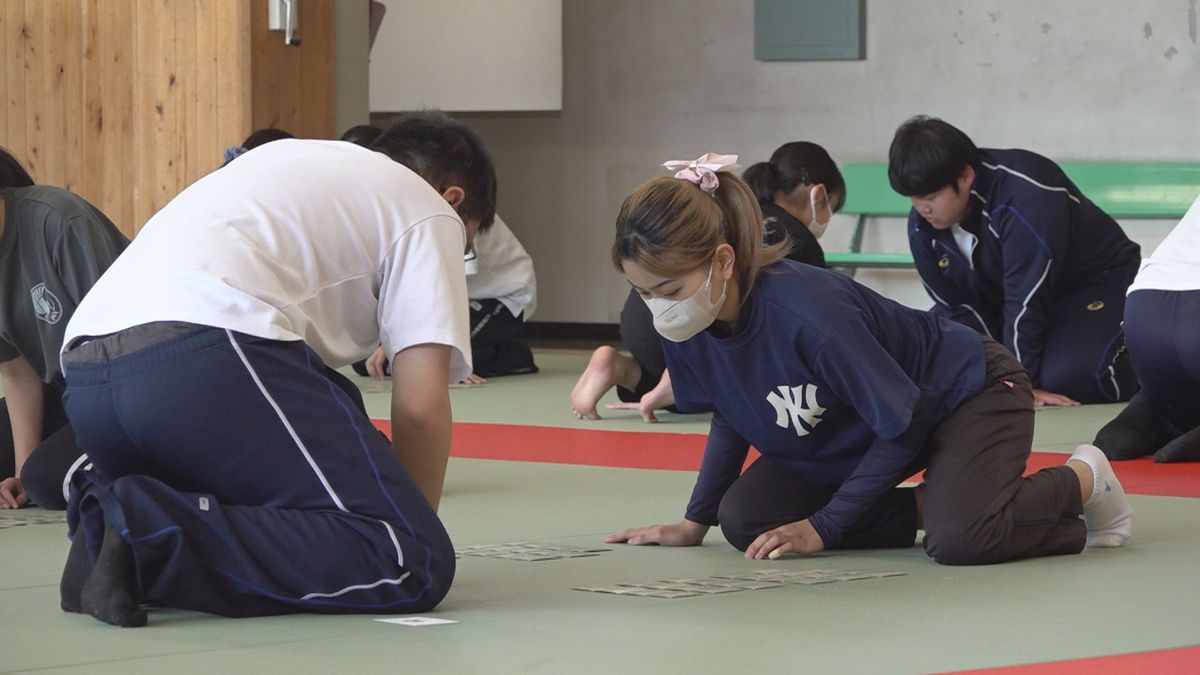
[449,0,1199,322]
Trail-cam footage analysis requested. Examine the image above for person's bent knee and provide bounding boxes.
[923,521,1006,566]
[401,569,454,613]
[716,499,757,552]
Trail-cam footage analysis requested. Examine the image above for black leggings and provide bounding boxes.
[0,383,82,510]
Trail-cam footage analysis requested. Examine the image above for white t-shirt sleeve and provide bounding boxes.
[377,214,473,383]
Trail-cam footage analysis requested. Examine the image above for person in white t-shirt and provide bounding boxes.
[461,214,537,380]
[1094,193,1200,463]
[55,112,497,627]
[356,214,538,383]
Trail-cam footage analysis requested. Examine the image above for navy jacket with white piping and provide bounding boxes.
[907,148,1140,387]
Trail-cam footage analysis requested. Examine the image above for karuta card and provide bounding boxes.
[376,616,458,626]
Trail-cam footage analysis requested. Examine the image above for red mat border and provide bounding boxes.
[370,420,1200,498]
[948,644,1200,674]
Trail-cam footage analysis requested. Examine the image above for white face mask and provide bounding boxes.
[807,185,833,240]
[642,259,728,343]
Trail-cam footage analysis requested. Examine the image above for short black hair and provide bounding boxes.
[0,146,35,189]
[373,111,497,231]
[242,128,295,150]
[888,116,980,196]
[340,124,384,148]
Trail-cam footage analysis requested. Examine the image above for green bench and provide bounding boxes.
[830,161,1200,273]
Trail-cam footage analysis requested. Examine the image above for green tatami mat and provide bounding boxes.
[353,351,716,434]
[3,458,1198,674]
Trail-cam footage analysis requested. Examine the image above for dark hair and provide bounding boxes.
[242,128,295,150]
[887,116,980,196]
[340,124,384,148]
[372,111,497,231]
[0,146,35,189]
[742,141,845,209]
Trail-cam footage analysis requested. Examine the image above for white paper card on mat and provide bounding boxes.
[376,616,459,626]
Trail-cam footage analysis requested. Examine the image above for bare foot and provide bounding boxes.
[569,346,640,420]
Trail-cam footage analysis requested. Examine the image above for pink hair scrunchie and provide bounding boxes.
[662,153,739,194]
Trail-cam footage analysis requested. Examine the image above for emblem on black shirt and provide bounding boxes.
[766,383,826,437]
[31,283,63,325]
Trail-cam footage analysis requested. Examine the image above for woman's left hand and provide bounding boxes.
[744,518,824,559]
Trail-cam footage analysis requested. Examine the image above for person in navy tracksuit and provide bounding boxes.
[603,155,1134,564]
[888,116,1141,407]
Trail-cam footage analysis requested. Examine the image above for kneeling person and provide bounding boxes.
[888,116,1141,406]
[606,156,1133,566]
[58,112,495,626]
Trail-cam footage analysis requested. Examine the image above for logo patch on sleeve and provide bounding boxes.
[31,283,63,324]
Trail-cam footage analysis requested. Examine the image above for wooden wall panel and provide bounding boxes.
[22,1,42,178]
[250,0,335,138]
[4,2,28,170]
[214,0,252,160]
[175,0,197,186]
[96,0,136,233]
[0,0,332,237]
[38,1,66,189]
[60,0,83,194]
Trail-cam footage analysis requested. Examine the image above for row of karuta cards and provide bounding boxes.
[456,542,613,561]
[575,569,906,599]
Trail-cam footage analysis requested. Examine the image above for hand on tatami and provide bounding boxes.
[0,476,28,509]
[365,346,391,379]
[459,373,487,385]
[603,401,659,423]
[744,518,824,560]
[604,519,708,546]
[1032,388,1080,407]
[603,371,676,423]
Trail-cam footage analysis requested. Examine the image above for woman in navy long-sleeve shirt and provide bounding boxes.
[603,154,1134,564]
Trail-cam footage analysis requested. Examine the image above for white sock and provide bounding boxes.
[1069,444,1134,547]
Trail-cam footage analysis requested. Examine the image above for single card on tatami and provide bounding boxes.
[376,616,458,626]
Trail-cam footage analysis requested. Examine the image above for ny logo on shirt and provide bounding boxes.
[766,383,826,437]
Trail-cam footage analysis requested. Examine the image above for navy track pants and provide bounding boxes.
[63,326,454,617]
